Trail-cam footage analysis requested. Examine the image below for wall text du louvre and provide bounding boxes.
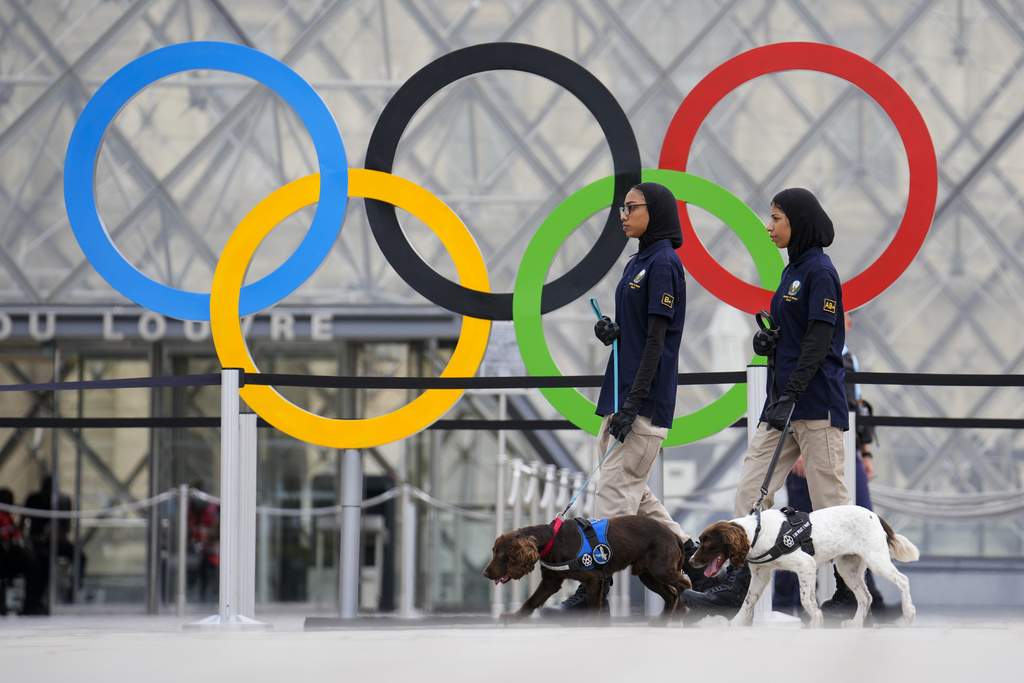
[0,310,338,343]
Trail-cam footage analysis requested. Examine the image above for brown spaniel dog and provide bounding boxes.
[483,515,691,623]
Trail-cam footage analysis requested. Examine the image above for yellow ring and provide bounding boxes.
[210,169,491,449]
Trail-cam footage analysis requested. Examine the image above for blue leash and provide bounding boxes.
[590,297,618,409]
[558,437,620,519]
[555,298,622,519]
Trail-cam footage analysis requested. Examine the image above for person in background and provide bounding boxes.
[187,479,220,601]
[23,476,86,603]
[1,487,47,615]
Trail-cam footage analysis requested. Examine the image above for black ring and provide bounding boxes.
[365,42,641,320]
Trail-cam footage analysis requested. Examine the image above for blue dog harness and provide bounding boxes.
[539,518,613,572]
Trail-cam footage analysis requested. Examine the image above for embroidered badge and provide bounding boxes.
[788,280,802,296]
[661,293,674,308]
[823,299,836,314]
[592,544,611,565]
[633,268,647,284]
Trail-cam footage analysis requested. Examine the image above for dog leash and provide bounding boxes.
[557,437,620,520]
[749,310,793,545]
[590,297,618,409]
[549,297,623,521]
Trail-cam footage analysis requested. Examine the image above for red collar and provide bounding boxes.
[539,517,563,557]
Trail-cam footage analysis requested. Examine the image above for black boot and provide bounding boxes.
[681,564,751,617]
[540,577,612,617]
[682,539,721,592]
[820,566,859,619]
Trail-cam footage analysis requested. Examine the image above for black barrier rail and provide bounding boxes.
[2,371,1024,431]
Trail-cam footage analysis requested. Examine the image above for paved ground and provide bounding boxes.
[2,607,1021,683]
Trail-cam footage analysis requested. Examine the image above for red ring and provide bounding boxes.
[659,42,937,312]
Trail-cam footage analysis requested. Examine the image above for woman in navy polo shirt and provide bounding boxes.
[543,182,702,616]
[682,187,853,615]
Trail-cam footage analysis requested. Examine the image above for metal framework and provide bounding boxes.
[2,0,1024,612]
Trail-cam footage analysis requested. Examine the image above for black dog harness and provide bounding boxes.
[539,518,613,572]
[748,506,815,564]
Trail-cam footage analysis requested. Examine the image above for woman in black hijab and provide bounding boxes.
[682,187,854,619]
[543,182,705,616]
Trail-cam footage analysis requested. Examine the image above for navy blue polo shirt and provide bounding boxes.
[763,246,848,429]
[596,240,685,428]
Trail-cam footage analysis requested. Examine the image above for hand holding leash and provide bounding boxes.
[608,401,638,441]
[765,395,796,431]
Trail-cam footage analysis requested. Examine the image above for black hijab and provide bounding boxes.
[635,182,683,252]
[771,188,833,262]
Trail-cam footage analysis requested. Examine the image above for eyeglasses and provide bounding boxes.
[619,203,646,218]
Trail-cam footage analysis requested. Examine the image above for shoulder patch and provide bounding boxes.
[661,293,674,308]
[823,299,836,314]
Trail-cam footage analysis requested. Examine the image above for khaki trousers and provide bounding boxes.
[733,417,852,518]
[594,414,691,543]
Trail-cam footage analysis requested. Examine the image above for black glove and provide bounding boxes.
[608,401,639,441]
[594,316,620,346]
[752,328,779,356]
[764,394,796,431]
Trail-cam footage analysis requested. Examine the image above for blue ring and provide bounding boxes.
[63,41,348,321]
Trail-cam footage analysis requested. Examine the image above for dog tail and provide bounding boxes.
[880,516,920,562]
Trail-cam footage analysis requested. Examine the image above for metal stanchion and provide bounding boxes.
[176,483,188,617]
[339,449,362,619]
[746,364,774,624]
[491,393,508,619]
[397,484,417,618]
[185,369,269,630]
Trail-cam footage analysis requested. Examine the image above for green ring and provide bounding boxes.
[512,169,784,446]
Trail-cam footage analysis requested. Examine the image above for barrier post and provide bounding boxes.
[339,449,362,619]
[177,482,189,617]
[238,413,258,619]
[184,369,269,630]
[746,364,774,623]
[509,461,525,610]
[491,392,508,618]
[219,367,241,622]
[397,483,417,618]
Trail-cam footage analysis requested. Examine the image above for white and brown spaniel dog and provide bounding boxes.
[689,505,918,628]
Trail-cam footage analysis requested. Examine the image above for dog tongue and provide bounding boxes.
[704,555,723,578]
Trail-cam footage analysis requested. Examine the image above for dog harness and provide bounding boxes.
[539,518,613,572]
[748,506,815,564]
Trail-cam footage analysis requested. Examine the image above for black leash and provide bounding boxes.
[749,311,794,545]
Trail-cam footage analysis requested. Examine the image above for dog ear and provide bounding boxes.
[726,522,751,569]
[506,534,539,579]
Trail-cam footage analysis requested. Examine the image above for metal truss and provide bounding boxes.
[1,0,1023,561]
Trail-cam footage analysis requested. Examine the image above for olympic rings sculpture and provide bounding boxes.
[64,41,937,449]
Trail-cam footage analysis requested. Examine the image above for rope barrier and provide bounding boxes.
[2,472,1019,527]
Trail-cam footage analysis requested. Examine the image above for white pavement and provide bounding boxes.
[2,609,1021,683]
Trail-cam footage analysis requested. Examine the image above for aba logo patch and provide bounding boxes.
[823,299,836,314]
[661,293,674,308]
